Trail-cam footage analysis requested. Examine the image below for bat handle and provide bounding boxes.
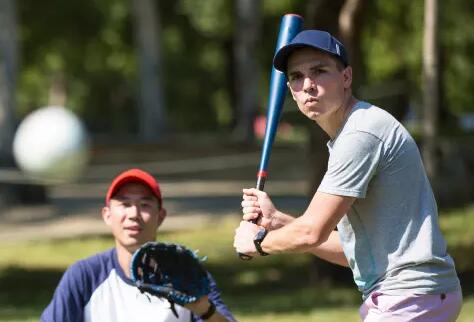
[252,173,266,224]
[238,173,267,260]
[256,174,266,191]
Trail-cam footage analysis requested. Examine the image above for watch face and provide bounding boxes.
[255,228,267,241]
[254,228,269,256]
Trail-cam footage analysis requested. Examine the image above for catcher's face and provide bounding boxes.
[102,182,166,253]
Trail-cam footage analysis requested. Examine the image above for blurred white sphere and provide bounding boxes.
[13,106,90,183]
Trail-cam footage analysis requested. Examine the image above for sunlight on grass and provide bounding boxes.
[440,204,474,246]
[439,205,474,272]
[0,207,474,321]
[0,236,114,269]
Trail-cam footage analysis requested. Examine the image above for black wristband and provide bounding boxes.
[254,227,269,256]
[200,301,216,320]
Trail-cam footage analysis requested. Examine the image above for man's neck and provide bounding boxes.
[317,94,357,139]
[115,243,135,279]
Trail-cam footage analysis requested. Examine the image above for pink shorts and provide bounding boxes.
[359,289,463,322]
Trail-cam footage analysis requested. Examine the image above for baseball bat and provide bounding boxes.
[239,14,303,260]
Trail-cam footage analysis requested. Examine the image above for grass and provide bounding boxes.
[1,206,474,322]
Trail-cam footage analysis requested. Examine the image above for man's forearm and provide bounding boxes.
[190,298,235,322]
[261,214,327,253]
[270,211,296,230]
[308,230,349,267]
[260,192,352,262]
[262,224,348,267]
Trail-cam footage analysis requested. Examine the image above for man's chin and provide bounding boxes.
[118,237,143,253]
[306,112,321,121]
[121,236,155,252]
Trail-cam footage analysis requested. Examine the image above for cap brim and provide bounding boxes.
[273,43,347,73]
[273,44,308,73]
[106,175,161,206]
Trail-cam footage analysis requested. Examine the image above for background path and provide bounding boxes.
[0,143,311,241]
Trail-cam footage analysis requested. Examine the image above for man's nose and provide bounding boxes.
[303,76,315,92]
[127,204,140,218]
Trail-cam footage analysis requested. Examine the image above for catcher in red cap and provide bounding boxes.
[41,168,236,322]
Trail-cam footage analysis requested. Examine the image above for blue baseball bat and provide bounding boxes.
[256,14,303,191]
[239,14,303,260]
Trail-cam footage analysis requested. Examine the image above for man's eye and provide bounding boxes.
[314,68,325,75]
[290,74,302,81]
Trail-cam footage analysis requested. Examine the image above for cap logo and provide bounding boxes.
[336,44,340,55]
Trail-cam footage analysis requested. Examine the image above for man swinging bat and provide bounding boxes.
[234,28,462,321]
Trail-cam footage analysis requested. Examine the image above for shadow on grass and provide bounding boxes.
[1,258,472,319]
[0,261,359,318]
[0,266,62,320]
[207,256,474,315]
[206,258,360,315]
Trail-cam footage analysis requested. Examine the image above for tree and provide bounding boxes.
[0,0,46,207]
[0,0,17,164]
[132,0,167,141]
[0,0,21,207]
[422,0,439,178]
[338,0,367,89]
[232,0,261,143]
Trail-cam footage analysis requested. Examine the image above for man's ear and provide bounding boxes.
[156,207,167,228]
[343,66,353,89]
[102,206,112,226]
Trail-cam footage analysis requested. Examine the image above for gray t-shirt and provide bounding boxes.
[318,101,460,298]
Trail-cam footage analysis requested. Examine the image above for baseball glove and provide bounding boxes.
[130,241,211,317]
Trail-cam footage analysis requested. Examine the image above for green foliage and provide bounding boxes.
[17,0,137,133]
[363,0,474,116]
[178,0,233,38]
[441,0,474,115]
[262,0,302,16]
[14,0,474,135]
[363,0,423,90]
[157,0,234,130]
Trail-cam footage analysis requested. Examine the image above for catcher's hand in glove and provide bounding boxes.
[130,241,211,318]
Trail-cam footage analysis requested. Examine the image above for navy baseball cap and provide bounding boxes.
[273,30,349,72]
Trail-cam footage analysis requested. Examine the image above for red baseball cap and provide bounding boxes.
[105,168,162,207]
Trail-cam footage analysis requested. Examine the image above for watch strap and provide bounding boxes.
[200,300,216,320]
[254,227,269,256]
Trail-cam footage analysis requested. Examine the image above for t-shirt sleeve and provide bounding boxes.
[40,262,87,322]
[192,272,237,322]
[318,131,383,198]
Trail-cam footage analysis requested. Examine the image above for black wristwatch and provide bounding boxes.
[253,227,269,256]
[199,301,216,320]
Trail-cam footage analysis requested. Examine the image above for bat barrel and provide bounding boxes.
[274,14,304,52]
[257,14,303,189]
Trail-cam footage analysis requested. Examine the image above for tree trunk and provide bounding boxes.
[0,0,47,207]
[132,0,166,141]
[422,0,439,179]
[48,71,67,107]
[232,0,261,144]
[339,0,367,90]
[0,0,17,161]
